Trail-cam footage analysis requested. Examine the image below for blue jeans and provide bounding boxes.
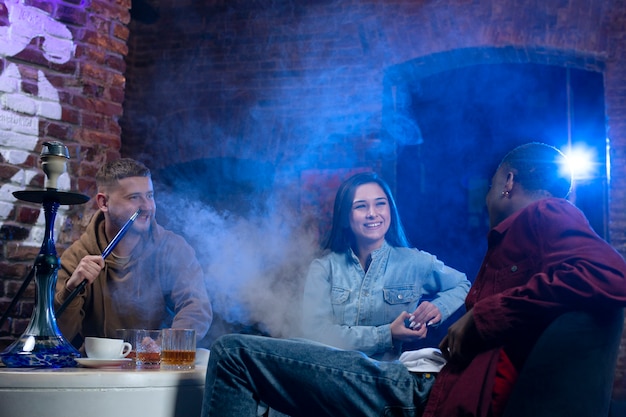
[201,334,436,417]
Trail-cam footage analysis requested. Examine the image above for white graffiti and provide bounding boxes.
[0,0,76,245]
[0,0,75,63]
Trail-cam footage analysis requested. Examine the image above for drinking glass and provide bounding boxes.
[134,329,161,369]
[116,329,140,368]
[160,328,195,370]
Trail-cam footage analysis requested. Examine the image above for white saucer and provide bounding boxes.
[75,358,132,368]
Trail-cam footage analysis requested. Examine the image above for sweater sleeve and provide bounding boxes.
[163,234,213,340]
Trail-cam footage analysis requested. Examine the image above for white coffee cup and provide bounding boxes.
[84,337,132,359]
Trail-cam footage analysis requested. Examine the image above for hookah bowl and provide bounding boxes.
[0,142,89,368]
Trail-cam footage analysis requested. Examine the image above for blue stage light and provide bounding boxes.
[563,145,597,180]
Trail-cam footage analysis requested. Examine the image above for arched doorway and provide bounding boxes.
[383,49,608,349]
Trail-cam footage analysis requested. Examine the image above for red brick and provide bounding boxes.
[113,22,130,42]
[43,121,72,140]
[0,164,20,181]
[56,5,88,26]
[16,206,40,224]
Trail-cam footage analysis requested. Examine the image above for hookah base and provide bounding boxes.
[1,335,80,368]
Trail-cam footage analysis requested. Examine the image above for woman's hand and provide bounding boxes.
[390,311,428,343]
[408,301,442,329]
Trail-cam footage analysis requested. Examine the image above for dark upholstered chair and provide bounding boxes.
[503,308,624,417]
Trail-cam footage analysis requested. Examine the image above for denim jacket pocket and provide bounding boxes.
[331,286,350,304]
[383,287,420,305]
[383,287,421,321]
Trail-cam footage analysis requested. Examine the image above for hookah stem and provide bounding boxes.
[56,209,142,317]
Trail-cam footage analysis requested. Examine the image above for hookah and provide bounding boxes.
[0,141,89,368]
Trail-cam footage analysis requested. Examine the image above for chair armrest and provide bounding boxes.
[503,308,624,417]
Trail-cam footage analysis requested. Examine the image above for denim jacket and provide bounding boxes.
[301,241,470,360]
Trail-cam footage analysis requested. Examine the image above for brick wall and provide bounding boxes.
[0,0,130,346]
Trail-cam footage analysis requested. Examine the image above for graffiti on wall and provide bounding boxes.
[0,0,76,245]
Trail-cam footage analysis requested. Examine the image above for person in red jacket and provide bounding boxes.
[201,142,626,417]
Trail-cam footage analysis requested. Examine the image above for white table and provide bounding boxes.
[0,349,209,417]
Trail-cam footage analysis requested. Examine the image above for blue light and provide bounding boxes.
[562,145,597,180]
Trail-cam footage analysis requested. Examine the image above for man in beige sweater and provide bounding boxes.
[54,158,212,349]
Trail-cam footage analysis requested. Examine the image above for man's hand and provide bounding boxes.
[439,309,482,367]
[65,255,105,291]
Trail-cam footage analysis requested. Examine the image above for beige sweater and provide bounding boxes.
[54,210,213,347]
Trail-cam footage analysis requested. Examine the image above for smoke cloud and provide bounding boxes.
[155,186,321,342]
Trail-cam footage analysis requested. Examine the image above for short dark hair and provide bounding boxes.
[324,172,410,252]
[499,142,572,198]
[96,158,151,189]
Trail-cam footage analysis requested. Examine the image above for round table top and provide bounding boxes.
[0,348,209,389]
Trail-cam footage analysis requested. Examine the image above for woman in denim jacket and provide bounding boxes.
[301,172,470,360]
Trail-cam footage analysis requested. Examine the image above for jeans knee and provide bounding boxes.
[211,334,243,356]
[212,333,259,359]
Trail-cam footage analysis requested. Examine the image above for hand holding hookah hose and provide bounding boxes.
[56,209,142,317]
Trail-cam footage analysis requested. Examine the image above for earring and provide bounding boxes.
[501,191,509,197]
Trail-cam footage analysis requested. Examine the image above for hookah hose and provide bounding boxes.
[0,266,36,329]
[56,209,142,317]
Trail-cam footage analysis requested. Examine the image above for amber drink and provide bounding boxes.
[161,350,195,366]
[134,330,162,369]
[160,328,195,370]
